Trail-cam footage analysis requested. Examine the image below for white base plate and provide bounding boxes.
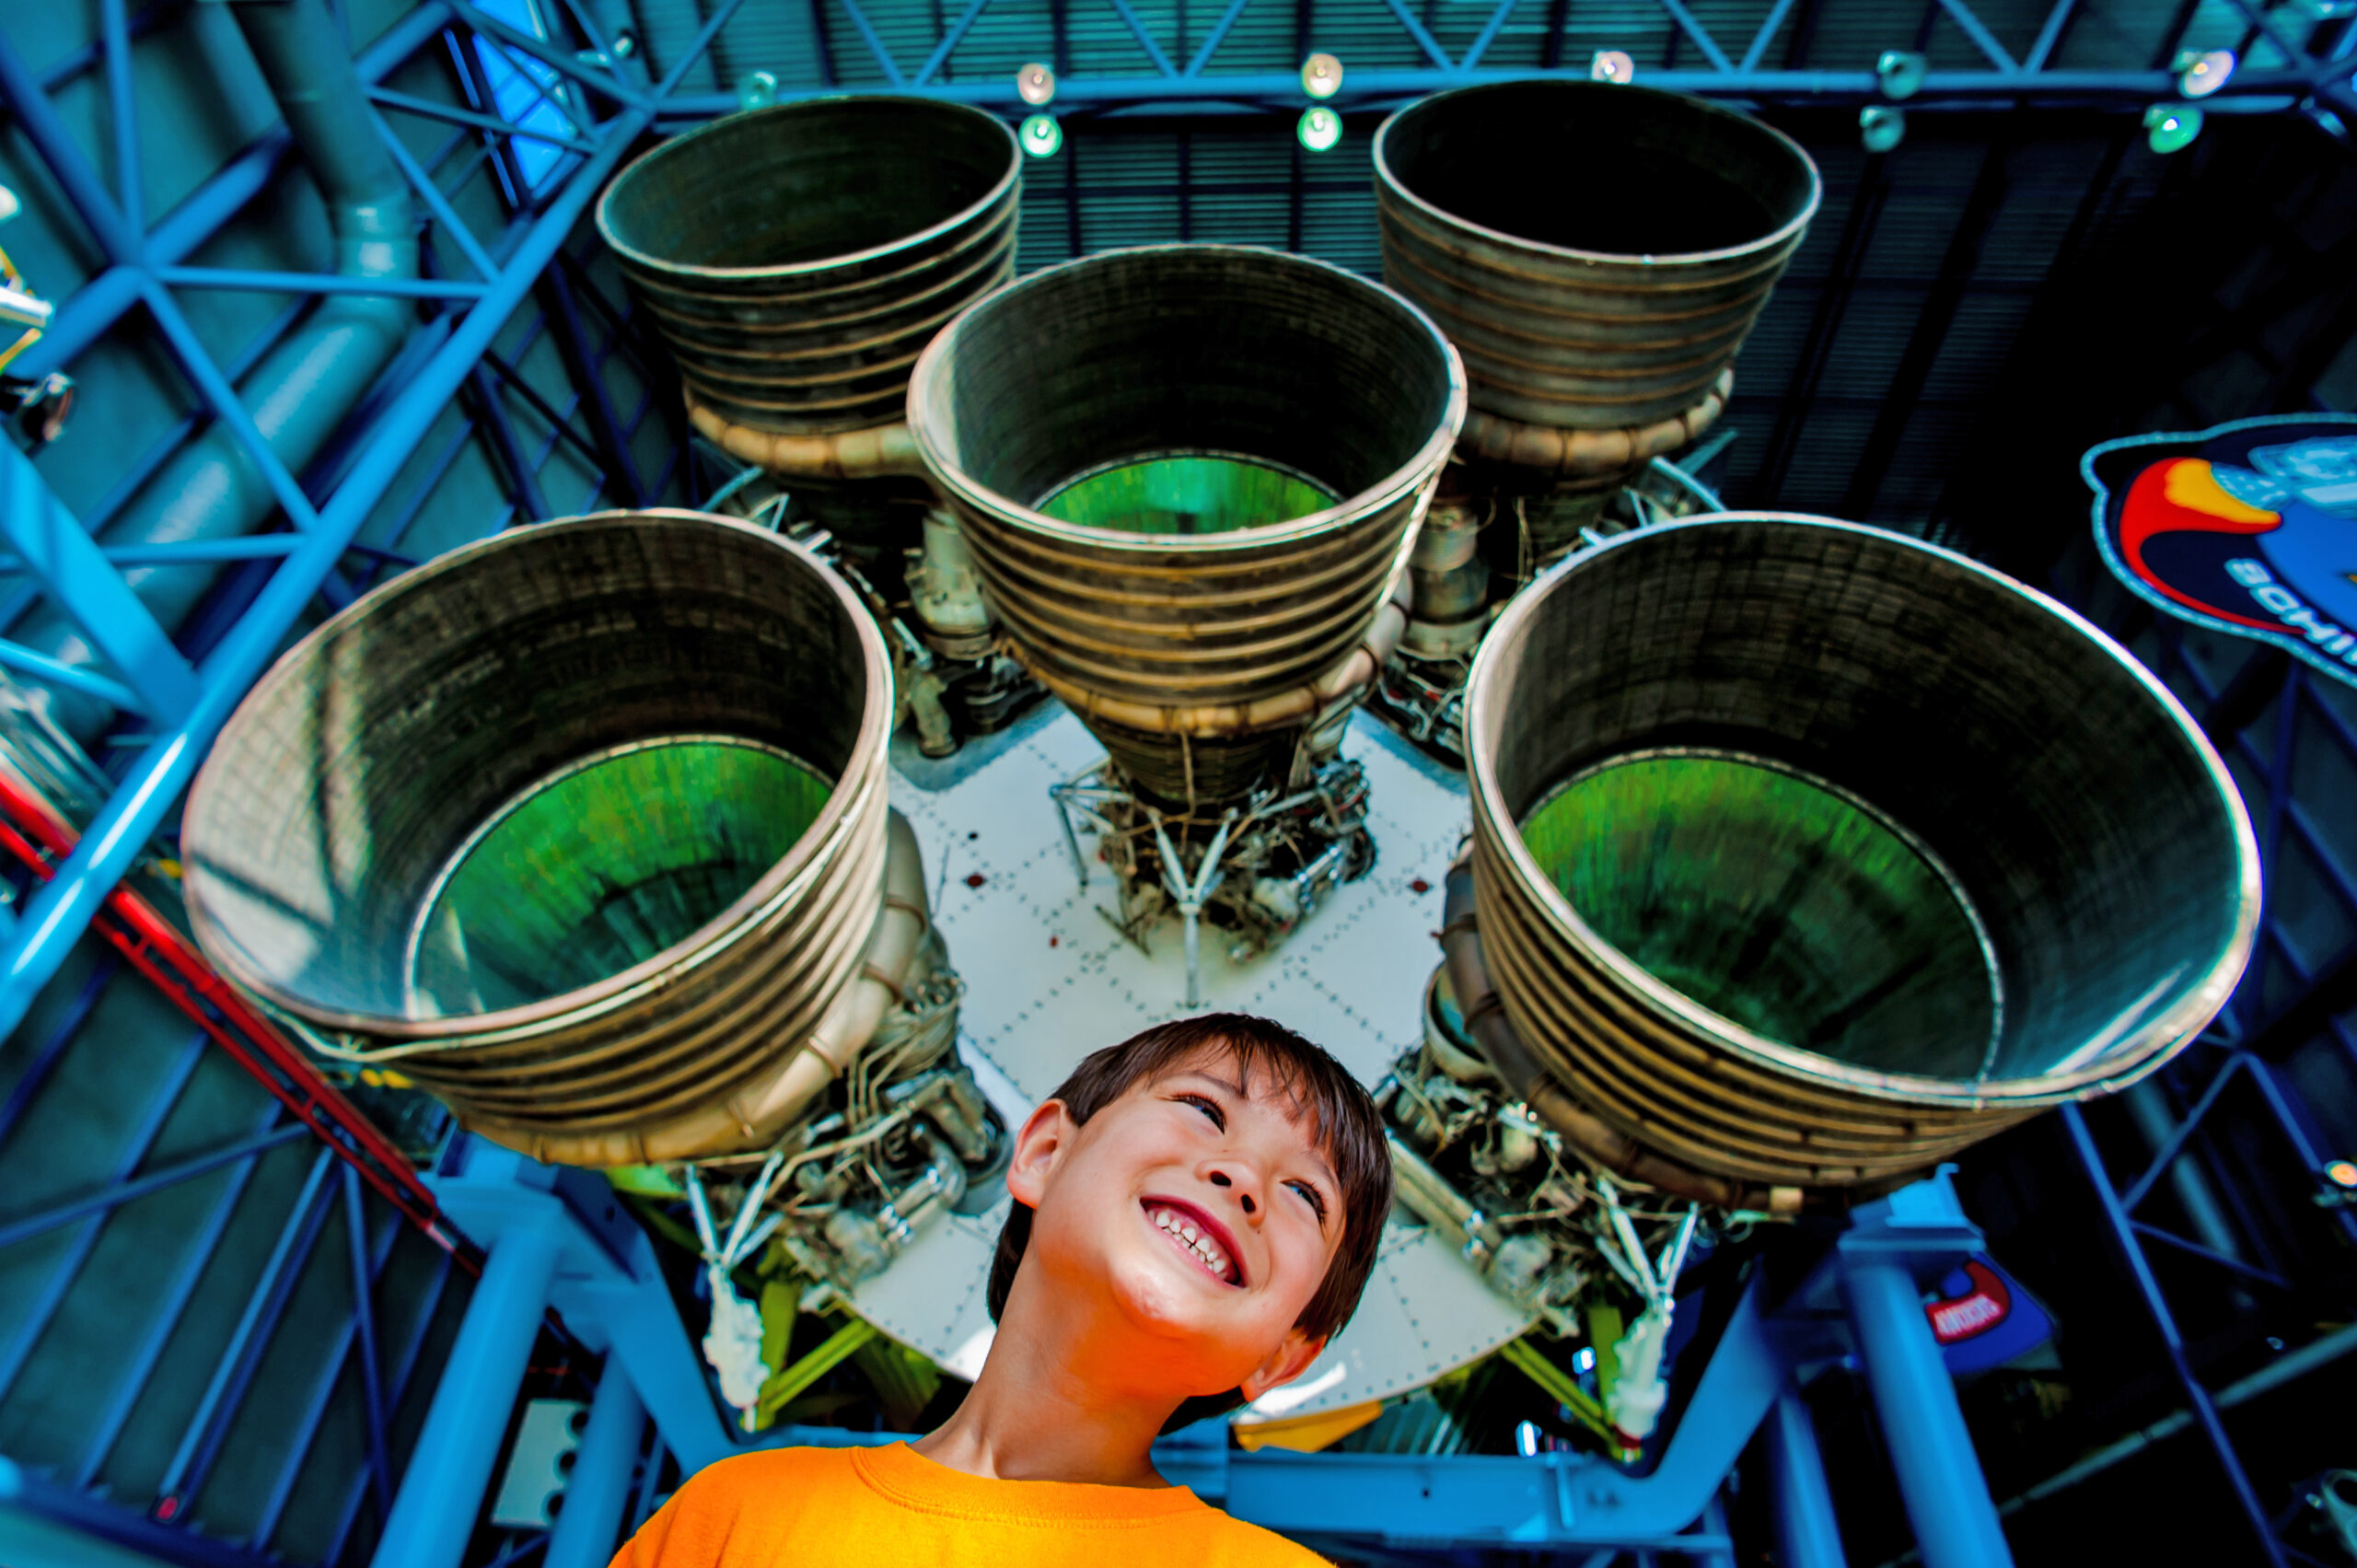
[847,704,1532,1423]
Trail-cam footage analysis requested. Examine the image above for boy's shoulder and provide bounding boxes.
[626,1443,1328,1567]
[643,1444,860,1530]
[1180,1504,1334,1565]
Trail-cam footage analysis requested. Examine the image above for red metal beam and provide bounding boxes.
[0,768,480,1275]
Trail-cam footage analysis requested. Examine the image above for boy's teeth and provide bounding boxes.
[1147,1204,1234,1282]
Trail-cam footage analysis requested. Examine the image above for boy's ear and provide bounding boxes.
[1237,1329,1328,1404]
[1004,1098,1078,1211]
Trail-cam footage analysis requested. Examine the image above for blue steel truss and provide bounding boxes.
[0,0,738,1040]
[641,0,2357,120]
[2038,612,2357,1568]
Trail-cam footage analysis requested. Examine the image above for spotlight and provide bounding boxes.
[1860,105,1906,154]
[1875,49,1926,99]
[1301,52,1343,99]
[1020,112,1062,157]
[1297,105,1342,152]
[2176,49,2235,99]
[1017,62,1056,105]
[2328,1159,2357,1190]
[2145,103,2203,153]
[736,70,777,110]
[1590,50,1633,84]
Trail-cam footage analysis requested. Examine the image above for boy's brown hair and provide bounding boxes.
[985,1012,1393,1428]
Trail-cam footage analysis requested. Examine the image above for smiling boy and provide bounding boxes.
[611,1013,1392,1567]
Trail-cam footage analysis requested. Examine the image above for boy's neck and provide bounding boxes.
[908,1265,1186,1489]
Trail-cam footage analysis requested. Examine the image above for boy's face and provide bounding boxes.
[1007,1048,1346,1404]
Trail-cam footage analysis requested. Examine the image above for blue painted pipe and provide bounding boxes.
[1841,1260,2015,1568]
[544,1370,647,1568]
[372,1215,563,1568]
[1765,1389,1849,1568]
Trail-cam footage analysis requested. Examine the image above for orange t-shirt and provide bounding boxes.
[609,1442,1327,1567]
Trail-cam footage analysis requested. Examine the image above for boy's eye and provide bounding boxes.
[1177,1093,1225,1131]
[1288,1180,1328,1221]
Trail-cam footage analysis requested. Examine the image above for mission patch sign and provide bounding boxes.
[2084,413,2357,689]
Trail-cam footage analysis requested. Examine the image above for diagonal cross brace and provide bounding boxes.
[1655,0,1733,72]
[0,440,200,724]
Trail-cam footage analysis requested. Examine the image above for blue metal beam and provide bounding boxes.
[1764,1390,1847,1568]
[0,1122,308,1253]
[370,85,598,154]
[916,0,997,85]
[324,1245,459,1565]
[1739,0,1799,71]
[71,1112,283,1492]
[543,1368,646,1568]
[0,645,144,719]
[0,1456,276,1568]
[0,444,200,724]
[344,1165,400,1522]
[0,1028,208,1405]
[539,265,648,507]
[447,0,642,107]
[1841,1259,2014,1568]
[1655,0,1735,74]
[2062,1105,2289,1567]
[2125,1218,2286,1291]
[374,109,505,282]
[241,1171,404,1545]
[99,0,141,235]
[0,956,115,1149]
[371,1215,563,1568]
[153,267,488,300]
[157,1147,341,1517]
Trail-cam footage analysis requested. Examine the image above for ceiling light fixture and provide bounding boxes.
[1020,113,1062,157]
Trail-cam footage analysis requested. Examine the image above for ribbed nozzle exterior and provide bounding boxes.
[907,244,1465,801]
[1464,514,2260,1192]
[180,512,896,1163]
[1375,81,1819,431]
[597,97,1020,436]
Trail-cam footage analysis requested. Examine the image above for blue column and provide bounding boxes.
[544,1368,646,1568]
[573,1241,733,1480]
[1841,1259,2014,1568]
[1765,1389,1848,1568]
[372,1215,563,1568]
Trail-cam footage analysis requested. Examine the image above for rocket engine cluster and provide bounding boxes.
[177,81,2258,1448]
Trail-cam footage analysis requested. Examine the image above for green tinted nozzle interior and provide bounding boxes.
[410,738,834,1015]
[1518,749,2003,1081]
[1035,451,1340,536]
